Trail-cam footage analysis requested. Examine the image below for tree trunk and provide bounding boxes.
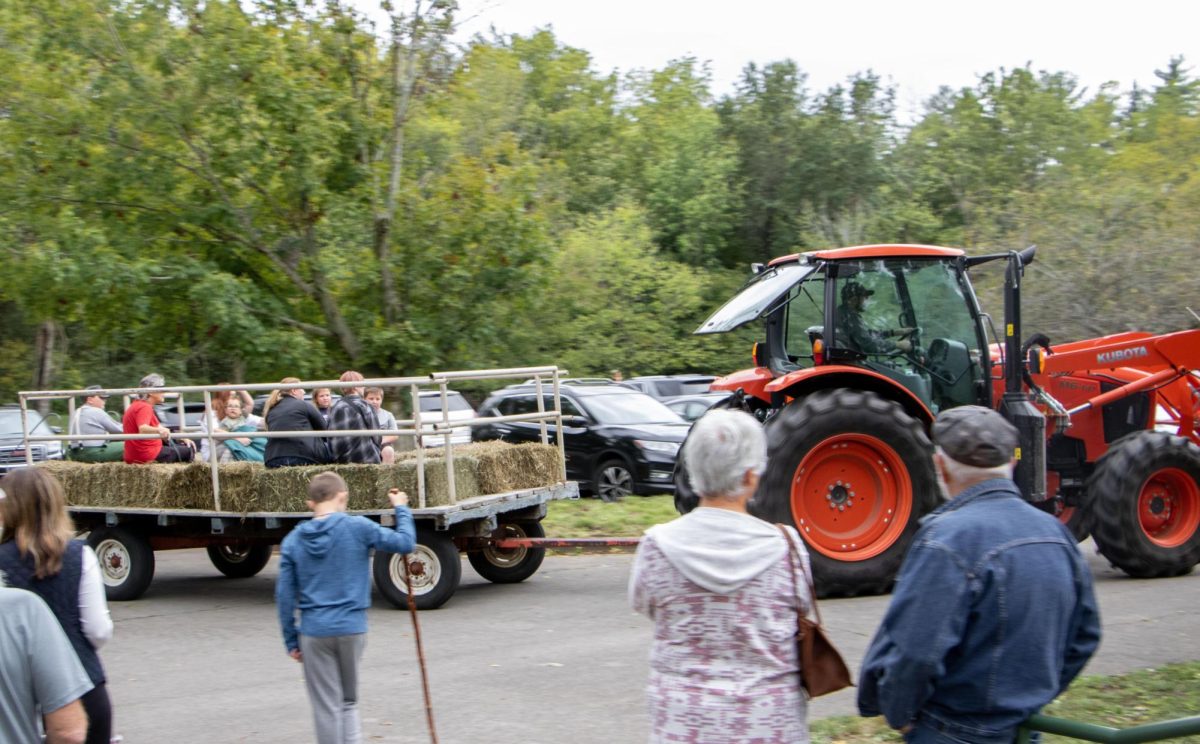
[32,320,56,414]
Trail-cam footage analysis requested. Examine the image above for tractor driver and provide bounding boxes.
[837,282,915,355]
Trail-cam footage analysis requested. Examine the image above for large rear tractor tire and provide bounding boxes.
[752,389,939,598]
[1086,431,1200,578]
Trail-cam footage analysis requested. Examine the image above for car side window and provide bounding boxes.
[543,395,583,417]
[509,396,538,416]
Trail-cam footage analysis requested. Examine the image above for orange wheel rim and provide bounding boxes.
[790,433,913,561]
[1137,467,1200,548]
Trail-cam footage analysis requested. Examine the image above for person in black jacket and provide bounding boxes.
[262,377,330,468]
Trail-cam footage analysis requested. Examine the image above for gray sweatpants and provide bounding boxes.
[299,634,367,744]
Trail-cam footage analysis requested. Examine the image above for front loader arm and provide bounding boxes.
[1036,330,1200,443]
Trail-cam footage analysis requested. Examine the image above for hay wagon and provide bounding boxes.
[18,368,580,610]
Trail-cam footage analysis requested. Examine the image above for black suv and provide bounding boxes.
[472,383,689,500]
[620,374,716,399]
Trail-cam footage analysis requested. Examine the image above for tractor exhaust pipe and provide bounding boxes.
[999,246,1047,502]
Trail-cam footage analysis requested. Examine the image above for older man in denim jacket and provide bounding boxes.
[858,406,1101,743]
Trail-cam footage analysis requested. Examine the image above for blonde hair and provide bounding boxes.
[262,377,301,425]
[0,469,76,578]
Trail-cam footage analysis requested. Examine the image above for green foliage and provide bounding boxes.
[0,1,1197,403]
[532,205,750,379]
[541,494,679,537]
[811,661,1200,742]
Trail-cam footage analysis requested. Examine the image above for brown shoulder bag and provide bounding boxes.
[777,525,854,698]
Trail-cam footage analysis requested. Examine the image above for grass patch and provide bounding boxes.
[542,494,679,538]
[812,661,1200,743]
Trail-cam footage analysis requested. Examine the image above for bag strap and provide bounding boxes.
[776,524,822,627]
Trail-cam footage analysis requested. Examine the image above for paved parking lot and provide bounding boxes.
[102,544,1199,743]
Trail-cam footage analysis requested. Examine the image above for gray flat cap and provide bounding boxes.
[933,405,1018,467]
[85,385,109,399]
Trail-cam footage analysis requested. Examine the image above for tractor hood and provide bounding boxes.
[694,262,815,334]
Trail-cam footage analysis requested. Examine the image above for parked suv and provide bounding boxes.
[472,383,689,500]
[0,405,65,474]
[620,374,716,399]
[416,390,476,447]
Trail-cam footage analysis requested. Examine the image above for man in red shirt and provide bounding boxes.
[122,373,195,464]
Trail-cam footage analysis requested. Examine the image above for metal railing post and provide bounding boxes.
[439,381,456,505]
[410,383,426,509]
[553,372,566,482]
[203,390,221,510]
[534,375,548,446]
[1017,712,1200,743]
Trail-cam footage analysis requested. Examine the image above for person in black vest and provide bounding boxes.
[0,468,115,744]
[262,377,330,468]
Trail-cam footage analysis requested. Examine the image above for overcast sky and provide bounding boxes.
[352,0,1199,119]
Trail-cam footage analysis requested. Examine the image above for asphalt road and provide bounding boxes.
[101,542,1199,743]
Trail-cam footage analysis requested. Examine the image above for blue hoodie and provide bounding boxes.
[276,506,416,651]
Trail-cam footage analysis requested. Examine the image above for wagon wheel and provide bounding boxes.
[373,528,461,610]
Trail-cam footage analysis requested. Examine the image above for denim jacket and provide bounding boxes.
[858,479,1101,741]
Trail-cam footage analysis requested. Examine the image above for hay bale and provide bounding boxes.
[161,462,264,511]
[40,440,562,513]
[255,465,326,512]
[38,461,181,508]
[472,442,562,492]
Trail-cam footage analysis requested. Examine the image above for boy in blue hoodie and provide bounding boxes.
[276,472,416,744]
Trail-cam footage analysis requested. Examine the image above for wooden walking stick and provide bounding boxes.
[403,553,439,744]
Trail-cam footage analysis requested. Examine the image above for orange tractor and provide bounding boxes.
[679,244,1200,596]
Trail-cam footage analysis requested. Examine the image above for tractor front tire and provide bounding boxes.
[753,389,938,598]
[1086,431,1200,578]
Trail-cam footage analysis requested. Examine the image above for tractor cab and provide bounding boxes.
[698,245,993,415]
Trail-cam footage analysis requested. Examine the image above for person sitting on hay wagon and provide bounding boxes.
[219,397,266,463]
[122,374,195,464]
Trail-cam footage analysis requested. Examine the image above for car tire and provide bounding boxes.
[594,458,634,502]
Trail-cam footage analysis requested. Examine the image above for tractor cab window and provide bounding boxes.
[781,272,827,368]
[830,260,985,412]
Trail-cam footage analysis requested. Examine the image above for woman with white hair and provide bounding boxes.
[629,409,813,743]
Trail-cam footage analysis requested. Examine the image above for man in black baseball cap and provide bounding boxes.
[858,405,1100,743]
[67,385,124,463]
[836,280,915,355]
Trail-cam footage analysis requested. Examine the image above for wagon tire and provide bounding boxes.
[468,521,546,584]
[1087,431,1200,578]
[87,526,155,601]
[373,528,461,610]
[752,389,938,598]
[207,543,273,578]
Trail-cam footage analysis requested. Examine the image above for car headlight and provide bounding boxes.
[635,440,680,456]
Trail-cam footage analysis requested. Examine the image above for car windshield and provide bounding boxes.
[0,409,53,436]
[419,393,473,413]
[579,393,683,425]
[695,262,815,334]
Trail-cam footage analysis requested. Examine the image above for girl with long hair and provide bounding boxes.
[0,468,115,744]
